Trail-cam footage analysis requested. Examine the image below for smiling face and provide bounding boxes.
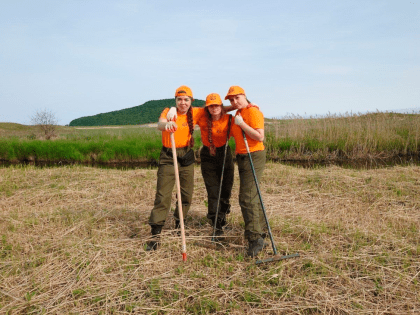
[207,104,222,119]
[176,96,192,115]
[228,94,248,109]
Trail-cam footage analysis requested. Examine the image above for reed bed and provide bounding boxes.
[266,112,420,160]
[1,163,419,314]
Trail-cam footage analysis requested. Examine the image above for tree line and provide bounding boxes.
[69,99,205,126]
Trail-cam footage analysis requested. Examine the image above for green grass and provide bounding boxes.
[1,111,420,163]
[0,127,165,163]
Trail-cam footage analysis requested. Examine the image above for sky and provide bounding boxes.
[0,0,419,125]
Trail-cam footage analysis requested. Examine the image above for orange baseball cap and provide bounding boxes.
[205,93,223,107]
[224,86,245,100]
[175,85,194,100]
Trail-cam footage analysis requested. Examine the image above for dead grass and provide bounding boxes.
[0,163,419,314]
[266,112,420,160]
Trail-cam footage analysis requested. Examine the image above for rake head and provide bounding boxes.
[255,253,300,265]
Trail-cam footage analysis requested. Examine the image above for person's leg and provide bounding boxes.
[148,153,175,226]
[174,161,195,225]
[219,147,234,225]
[200,146,221,224]
[147,149,175,251]
[237,150,266,256]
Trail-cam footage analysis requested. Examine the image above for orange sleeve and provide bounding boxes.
[193,107,205,125]
[160,108,170,120]
[232,107,265,154]
[244,107,264,130]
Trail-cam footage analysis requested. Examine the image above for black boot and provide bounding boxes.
[247,238,264,257]
[174,219,186,236]
[210,218,224,241]
[146,225,163,251]
[261,232,270,248]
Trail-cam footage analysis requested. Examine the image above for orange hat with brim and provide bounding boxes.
[224,86,245,100]
[175,85,194,100]
[205,93,223,107]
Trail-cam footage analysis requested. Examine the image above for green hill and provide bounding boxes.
[69,99,205,126]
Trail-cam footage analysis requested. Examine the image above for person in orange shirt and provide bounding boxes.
[225,86,267,257]
[146,85,205,251]
[165,93,235,238]
[197,93,234,238]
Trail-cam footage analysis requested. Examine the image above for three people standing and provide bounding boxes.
[146,85,267,257]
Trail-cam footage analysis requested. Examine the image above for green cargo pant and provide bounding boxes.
[149,147,195,226]
[236,150,267,241]
[200,145,234,226]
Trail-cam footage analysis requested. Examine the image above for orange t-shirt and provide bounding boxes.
[231,106,265,154]
[197,113,232,148]
[160,107,205,148]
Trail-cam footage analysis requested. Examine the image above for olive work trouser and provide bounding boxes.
[148,147,195,226]
[236,150,267,241]
[200,145,234,226]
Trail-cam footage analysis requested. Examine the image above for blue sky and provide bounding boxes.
[1,0,419,125]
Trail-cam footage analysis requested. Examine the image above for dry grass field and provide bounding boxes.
[1,163,419,314]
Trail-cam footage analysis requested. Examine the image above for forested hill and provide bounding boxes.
[69,99,205,126]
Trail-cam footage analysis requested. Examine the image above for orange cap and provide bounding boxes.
[205,93,223,107]
[175,85,193,100]
[224,86,245,100]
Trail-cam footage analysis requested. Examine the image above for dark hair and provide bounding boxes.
[187,106,194,148]
[205,108,216,156]
[205,106,226,155]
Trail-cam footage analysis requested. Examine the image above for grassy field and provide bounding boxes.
[0,124,207,164]
[1,163,419,314]
[1,112,420,164]
[266,112,420,160]
[0,125,162,164]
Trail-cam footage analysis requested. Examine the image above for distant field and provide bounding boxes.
[265,112,420,161]
[1,112,419,164]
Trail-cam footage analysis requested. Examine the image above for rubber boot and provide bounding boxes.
[261,233,270,248]
[210,218,225,242]
[174,219,185,236]
[146,225,163,251]
[247,237,265,257]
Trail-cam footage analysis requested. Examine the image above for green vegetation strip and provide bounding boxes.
[0,137,163,163]
[1,112,419,163]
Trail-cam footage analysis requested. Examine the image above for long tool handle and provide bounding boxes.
[212,115,232,242]
[211,143,228,242]
[242,130,278,256]
[170,133,187,262]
